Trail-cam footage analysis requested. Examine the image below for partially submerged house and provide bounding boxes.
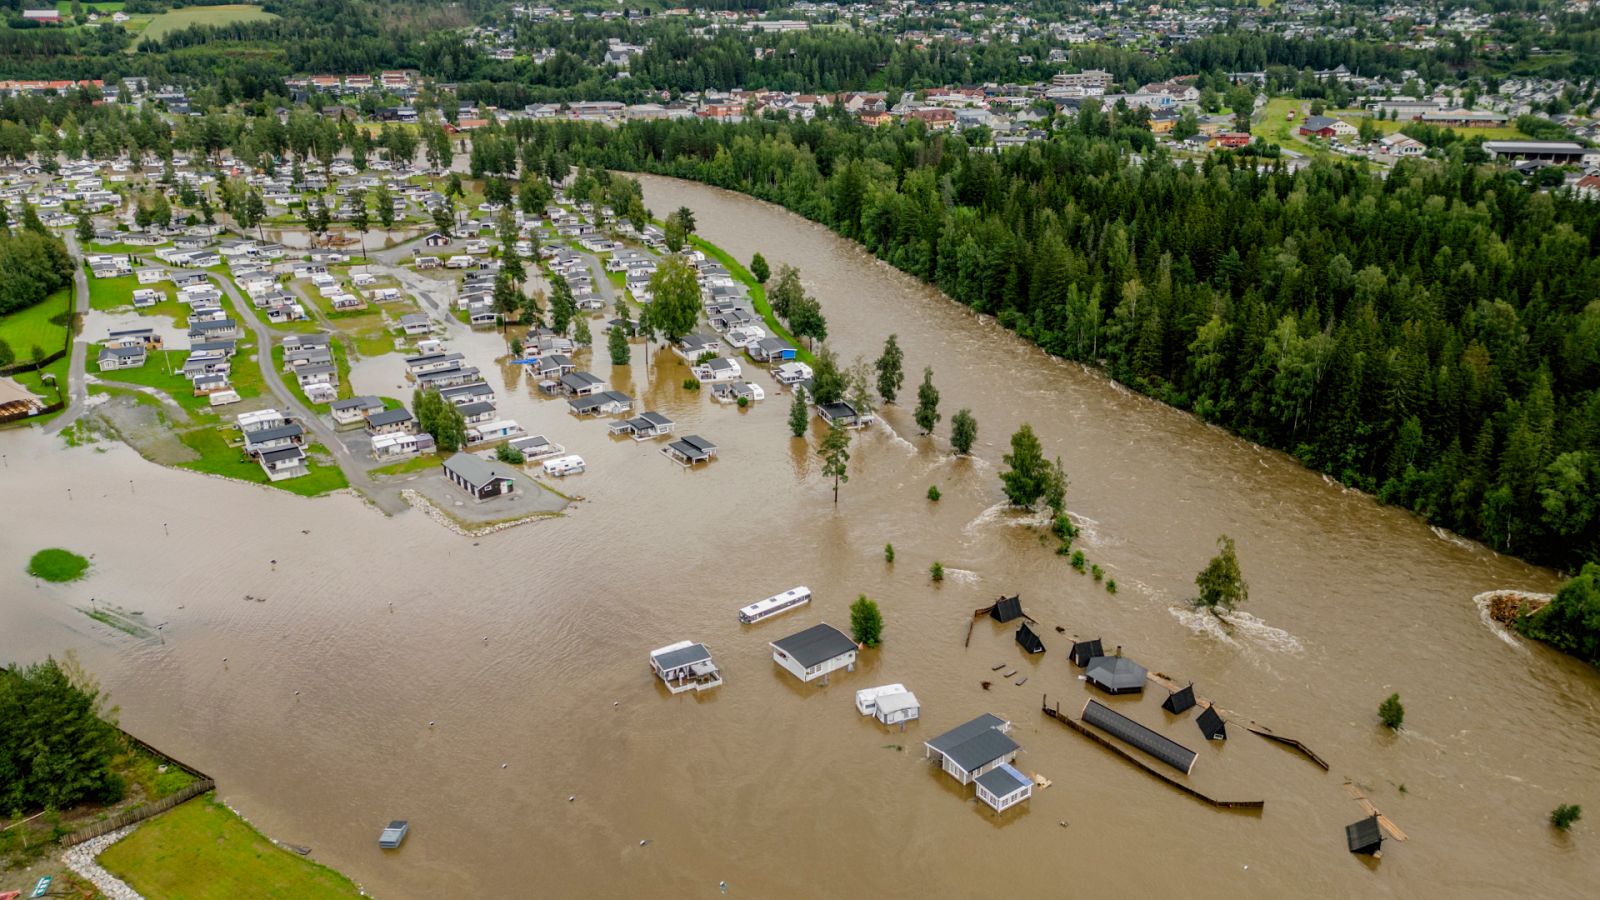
[1015,623,1046,654]
[1085,654,1146,694]
[924,714,1021,788]
[1162,683,1196,715]
[1346,815,1383,856]
[769,622,857,683]
[663,434,717,467]
[1196,706,1227,741]
[649,640,722,694]
[974,762,1034,813]
[855,683,920,726]
[987,595,1028,623]
[1081,699,1197,774]
[609,411,674,441]
[1068,638,1103,667]
[441,452,517,501]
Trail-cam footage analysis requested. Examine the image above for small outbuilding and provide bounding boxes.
[1345,815,1383,856]
[1068,638,1103,668]
[988,595,1026,623]
[1196,706,1227,741]
[1085,655,1147,694]
[1162,683,1197,714]
[441,452,517,501]
[974,763,1033,813]
[770,622,858,684]
[1015,623,1046,654]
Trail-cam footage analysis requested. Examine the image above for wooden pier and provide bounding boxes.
[1041,695,1265,811]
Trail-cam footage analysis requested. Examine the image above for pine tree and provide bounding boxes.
[914,366,940,434]
[608,324,630,366]
[1000,423,1048,506]
[820,421,851,503]
[750,252,770,284]
[788,388,809,437]
[875,334,904,403]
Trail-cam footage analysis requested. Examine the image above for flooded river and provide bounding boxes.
[3,174,1597,898]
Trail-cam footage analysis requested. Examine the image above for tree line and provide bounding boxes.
[509,114,1600,571]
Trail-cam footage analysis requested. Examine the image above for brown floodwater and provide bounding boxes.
[3,174,1597,899]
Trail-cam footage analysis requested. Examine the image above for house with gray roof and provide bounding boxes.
[441,452,518,501]
[770,622,857,683]
[924,714,1020,786]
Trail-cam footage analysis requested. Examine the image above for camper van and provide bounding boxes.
[542,455,586,477]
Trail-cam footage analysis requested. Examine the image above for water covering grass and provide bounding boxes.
[28,548,90,582]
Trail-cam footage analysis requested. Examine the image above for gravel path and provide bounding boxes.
[62,825,145,900]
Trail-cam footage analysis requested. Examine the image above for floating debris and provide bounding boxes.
[1015,676,1028,686]
[991,663,1007,671]
[981,681,992,690]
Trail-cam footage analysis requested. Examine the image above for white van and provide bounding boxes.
[543,455,585,477]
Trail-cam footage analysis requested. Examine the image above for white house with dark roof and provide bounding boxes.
[924,714,1020,788]
[769,622,858,683]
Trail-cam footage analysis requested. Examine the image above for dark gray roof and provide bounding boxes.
[770,623,856,668]
[1163,684,1196,714]
[441,452,516,488]
[1196,706,1227,741]
[366,408,413,427]
[260,446,305,464]
[330,395,382,411]
[653,643,711,670]
[974,763,1030,798]
[680,434,716,453]
[1068,638,1103,667]
[1081,699,1197,774]
[1085,655,1147,693]
[246,423,304,444]
[926,714,1019,773]
[1346,816,1383,854]
[990,595,1023,622]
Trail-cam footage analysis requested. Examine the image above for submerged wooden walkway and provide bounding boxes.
[1041,695,1265,811]
[1146,671,1330,771]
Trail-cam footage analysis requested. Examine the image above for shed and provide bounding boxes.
[1068,638,1103,668]
[1162,683,1196,714]
[1081,699,1198,774]
[1085,655,1147,694]
[1196,706,1227,741]
[974,763,1033,812]
[1345,815,1383,855]
[989,595,1025,622]
[1015,623,1045,654]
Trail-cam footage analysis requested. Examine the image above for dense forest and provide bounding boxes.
[500,114,1600,570]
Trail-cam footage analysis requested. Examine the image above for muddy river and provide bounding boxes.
[2,175,1596,898]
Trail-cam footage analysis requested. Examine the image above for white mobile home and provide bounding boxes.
[770,623,857,684]
[856,684,921,726]
[648,641,723,694]
[923,714,1019,787]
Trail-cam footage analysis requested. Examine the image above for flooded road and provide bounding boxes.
[3,174,1597,898]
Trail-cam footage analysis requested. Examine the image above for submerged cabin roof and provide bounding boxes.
[926,714,1018,772]
[771,623,856,668]
[652,643,711,670]
[1016,622,1045,654]
[1345,815,1383,855]
[1085,655,1147,693]
[1196,706,1227,741]
[1068,638,1103,667]
[974,762,1031,798]
[1081,699,1197,774]
[875,690,919,717]
[989,594,1024,622]
[1162,683,1197,714]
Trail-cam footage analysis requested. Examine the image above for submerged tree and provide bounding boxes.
[608,324,630,366]
[1378,693,1405,730]
[850,595,883,648]
[950,408,978,455]
[875,333,904,404]
[914,366,940,434]
[646,255,701,342]
[1000,423,1048,506]
[789,388,809,437]
[1193,534,1248,615]
[819,420,851,503]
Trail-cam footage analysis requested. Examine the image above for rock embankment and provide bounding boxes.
[62,825,144,900]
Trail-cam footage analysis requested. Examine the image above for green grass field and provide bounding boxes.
[687,235,815,364]
[137,4,276,45]
[1328,109,1531,142]
[27,548,90,582]
[370,453,440,477]
[98,794,362,899]
[0,289,72,361]
[88,274,140,312]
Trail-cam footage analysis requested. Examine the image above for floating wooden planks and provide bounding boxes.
[1040,695,1265,811]
[1344,781,1408,842]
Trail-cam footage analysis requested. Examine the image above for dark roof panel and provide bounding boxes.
[1081,699,1198,774]
[1162,684,1196,714]
[770,623,856,668]
[1197,706,1227,741]
[1346,816,1383,854]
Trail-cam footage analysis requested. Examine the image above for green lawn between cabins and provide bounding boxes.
[686,234,815,365]
[369,452,440,477]
[97,793,362,900]
[0,289,72,362]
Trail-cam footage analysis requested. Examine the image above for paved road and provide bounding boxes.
[194,267,409,514]
[44,233,93,434]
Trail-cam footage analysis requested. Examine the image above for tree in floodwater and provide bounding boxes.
[1000,423,1048,507]
[850,595,883,647]
[819,420,851,503]
[646,255,701,342]
[608,324,630,366]
[875,334,904,404]
[1193,534,1248,615]
[789,388,809,437]
[950,408,978,455]
[914,366,940,434]
[809,347,846,407]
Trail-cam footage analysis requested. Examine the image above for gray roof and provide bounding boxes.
[680,434,716,453]
[330,395,382,411]
[652,643,711,670]
[925,714,1019,772]
[1081,699,1197,774]
[260,446,305,464]
[974,763,1030,798]
[770,623,856,668]
[441,452,516,488]
[1085,655,1147,692]
[366,408,413,427]
[246,423,304,444]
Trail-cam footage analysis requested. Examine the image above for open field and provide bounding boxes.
[0,289,72,361]
[98,794,363,899]
[137,4,276,45]
[1328,109,1532,142]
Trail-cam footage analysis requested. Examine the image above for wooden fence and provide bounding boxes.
[58,779,216,848]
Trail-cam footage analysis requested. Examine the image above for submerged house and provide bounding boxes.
[1068,638,1103,667]
[1162,683,1196,714]
[1085,655,1146,694]
[855,683,921,726]
[987,594,1030,623]
[974,762,1034,813]
[1015,623,1046,654]
[1346,815,1384,856]
[649,641,722,694]
[924,714,1021,788]
[769,622,857,683]
[1196,706,1227,741]
[663,434,718,467]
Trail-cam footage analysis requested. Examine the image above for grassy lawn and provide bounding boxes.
[87,274,140,311]
[0,289,72,360]
[1328,109,1531,142]
[27,548,90,582]
[98,793,362,899]
[92,347,221,415]
[1251,97,1325,157]
[176,424,349,496]
[687,234,815,364]
[88,241,167,255]
[370,452,440,477]
[136,4,276,45]
[11,352,70,401]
